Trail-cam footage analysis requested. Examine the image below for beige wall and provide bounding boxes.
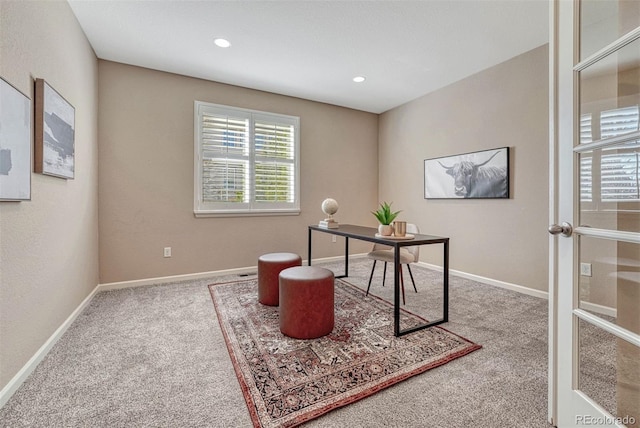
[98,61,378,284]
[0,1,99,390]
[378,45,550,292]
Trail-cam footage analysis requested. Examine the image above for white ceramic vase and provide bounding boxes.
[378,224,394,236]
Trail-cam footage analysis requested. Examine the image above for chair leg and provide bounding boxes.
[407,264,418,293]
[382,262,387,287]
[366,260,377,296]
[399,265,406,305]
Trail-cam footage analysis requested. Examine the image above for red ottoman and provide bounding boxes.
[279,266,335,339]
[258,253,302,306]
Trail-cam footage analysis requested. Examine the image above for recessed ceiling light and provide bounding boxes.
[214,38,231,48]
[352,76,366,83]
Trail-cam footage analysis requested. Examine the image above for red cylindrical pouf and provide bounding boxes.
[279,266,335,339]
[258,253,302,306]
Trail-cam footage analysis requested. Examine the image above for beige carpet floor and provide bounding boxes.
[0,258,553,427]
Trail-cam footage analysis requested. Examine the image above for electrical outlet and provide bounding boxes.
[332,236,337,243]
[580,262,592,277]
[164,247,172,258]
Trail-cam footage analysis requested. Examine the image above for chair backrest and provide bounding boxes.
[371,223,420,263]
[406,223,420,262]
[371,242,392,251]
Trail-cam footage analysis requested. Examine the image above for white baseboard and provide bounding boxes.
[418,262,549,300]
[0,284,100,409]
[98,266,258,291]
[98,254,367,291]
[579,300,617,318]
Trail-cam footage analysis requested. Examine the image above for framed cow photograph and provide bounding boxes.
[424,147,509,199]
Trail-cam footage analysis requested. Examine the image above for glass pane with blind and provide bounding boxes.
[581,153,593,202]
[601,106,640,140]
[579,36,640,145]
[602,146,640,202]
[201,114,249,155]
[581,113,594,144]
[580,0,640,60]
[578,235,640,337]
[254,122,294,159]
[578,318,640,426]
[254,162,294,203]
[254,120,295,204]
[579,144,640,232]
[202,159,248,203]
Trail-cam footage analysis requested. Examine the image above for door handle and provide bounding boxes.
[548,222,573,237]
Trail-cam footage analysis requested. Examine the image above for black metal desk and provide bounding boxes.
[308,224,449,337]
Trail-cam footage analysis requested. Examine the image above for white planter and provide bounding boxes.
[378,224,394,236]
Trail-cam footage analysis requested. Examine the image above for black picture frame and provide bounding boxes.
[0,76,32,201]
[424,147,510,199]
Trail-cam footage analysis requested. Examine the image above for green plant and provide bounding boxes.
[371,201,401,225]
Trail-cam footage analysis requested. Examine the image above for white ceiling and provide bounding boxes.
[68,0,549,114]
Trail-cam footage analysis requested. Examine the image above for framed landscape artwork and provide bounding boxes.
[35,78,75,179]
[0,76,31,201]
[424,147,510,199]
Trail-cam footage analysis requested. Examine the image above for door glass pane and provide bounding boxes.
[581,0,640,60]
[578,235,640,337]
[579,144,640,233]
[578,318,640,426]
[579,37,640,145]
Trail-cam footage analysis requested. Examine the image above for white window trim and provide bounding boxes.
[194,101,300,218]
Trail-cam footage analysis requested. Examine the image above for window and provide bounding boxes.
[194,102,300,217]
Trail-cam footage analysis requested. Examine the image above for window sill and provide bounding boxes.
[194,209,301,218]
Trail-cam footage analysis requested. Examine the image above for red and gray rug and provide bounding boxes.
[208,278,481,428]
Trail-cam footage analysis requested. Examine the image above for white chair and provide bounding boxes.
[366,223,420,304]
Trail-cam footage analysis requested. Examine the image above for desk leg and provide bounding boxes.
[308,228,312,266]
[344,237,349,277]
[394,247,401,337]
[336,236,349,279]
[444,239,449,322]
[396,239,449,337]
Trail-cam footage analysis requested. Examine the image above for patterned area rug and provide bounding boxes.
[208,278,481,428]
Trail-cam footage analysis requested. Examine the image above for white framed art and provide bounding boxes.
[35,78,75,179]
[0,76,32,201]
[424,147,510,199]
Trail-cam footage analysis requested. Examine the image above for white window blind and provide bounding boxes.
[579,107,640,204]
[580,155,593,202]
[201,114,249,203]
[580,113,593,144]
[599,106,640,202]
[194,102,300,217]
[600,106,639,139]
[601,149,640,202]
[579,113,594,202]
[254,119,295,203]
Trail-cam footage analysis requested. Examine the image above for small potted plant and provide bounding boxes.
[371,201,401,236]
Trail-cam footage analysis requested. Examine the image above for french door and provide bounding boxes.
[551,1,640,427]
